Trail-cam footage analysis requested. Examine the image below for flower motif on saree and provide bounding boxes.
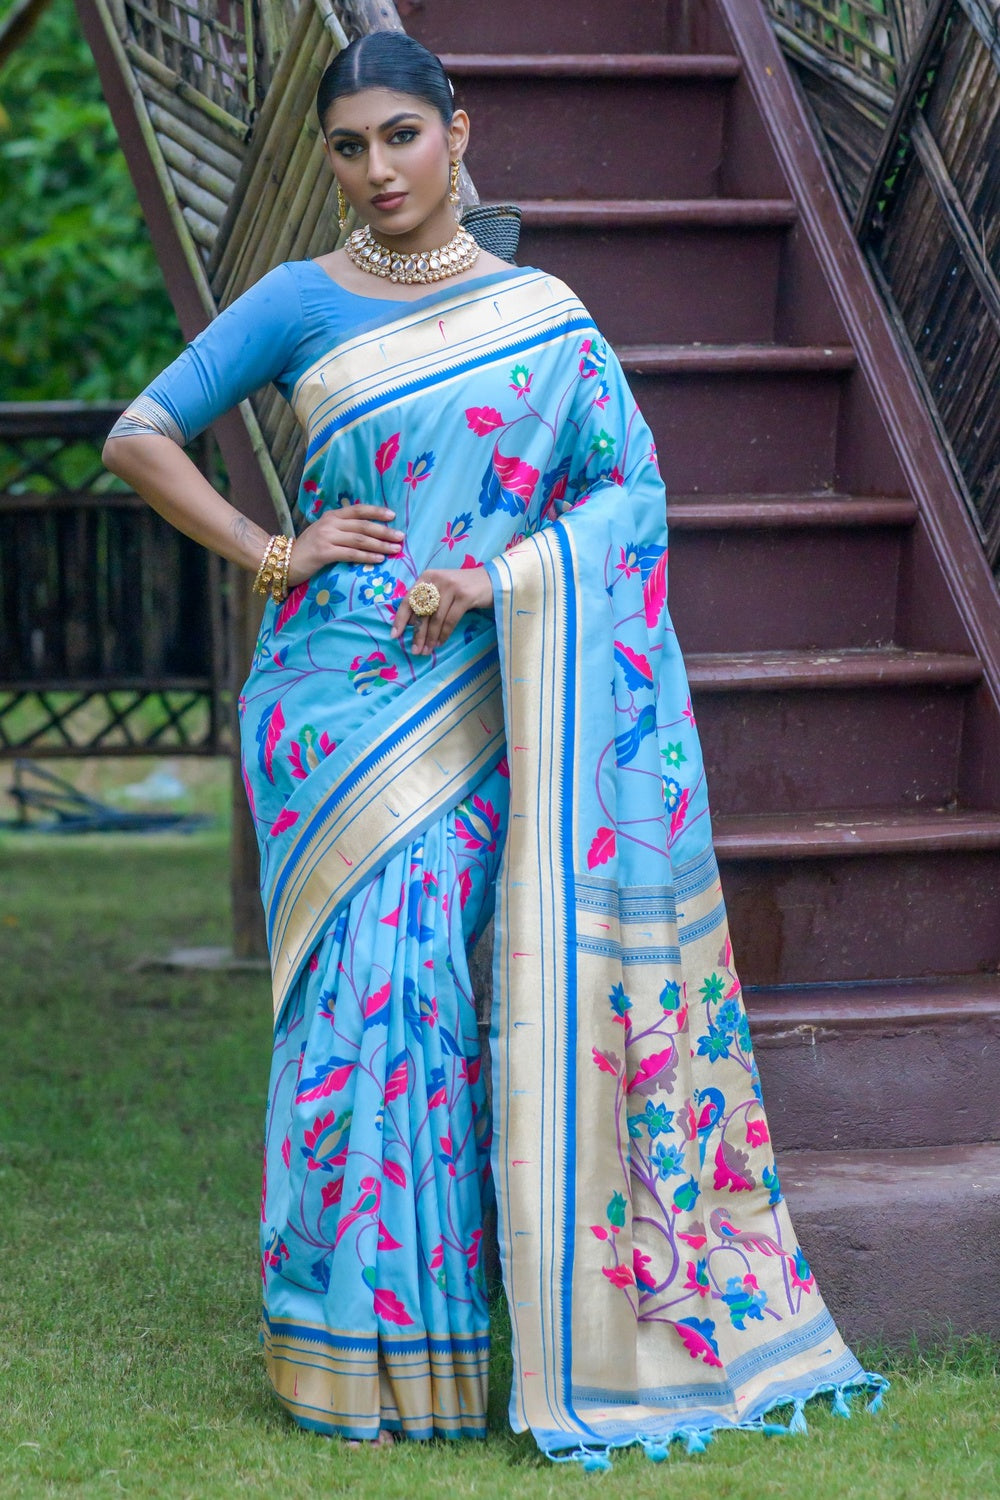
[478,450,540,517]
[790,1248,816,1293]
[288,724,335,780]
[453,794,500,853]
[683,1259,711,1298]
[308,582,345,621]
[348,649,399,694]
[302,1108,352,1172]
[441,512,474,550]
[403,451,435,489]
[578,337,604,381]
[357,568,396,606]
[674,1317,723,1369]
[723,1273,769,1330]
[255,699,284,784]
[509,363,533,398]
[374,432,400,475]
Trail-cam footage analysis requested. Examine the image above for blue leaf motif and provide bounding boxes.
[477,453,526,518]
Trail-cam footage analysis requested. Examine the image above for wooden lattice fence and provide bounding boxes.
[765,0,1000,573]
[0,402,229,756]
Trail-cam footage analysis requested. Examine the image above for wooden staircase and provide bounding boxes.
[405,0,1000,1339]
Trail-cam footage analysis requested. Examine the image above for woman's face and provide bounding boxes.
[322,87,469,246]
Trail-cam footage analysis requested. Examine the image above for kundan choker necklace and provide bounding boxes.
[345,222,480,285]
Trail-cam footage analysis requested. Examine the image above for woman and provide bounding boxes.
[103,31,884,1467]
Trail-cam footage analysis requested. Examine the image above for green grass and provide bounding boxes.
[1,835,998,1498]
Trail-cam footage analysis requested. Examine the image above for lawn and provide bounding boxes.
[0,833,997,1499]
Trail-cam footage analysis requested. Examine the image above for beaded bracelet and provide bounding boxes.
[252,534,294,603]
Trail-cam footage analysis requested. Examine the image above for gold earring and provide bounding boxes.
[337,183,349,234]
[449,160,461,206]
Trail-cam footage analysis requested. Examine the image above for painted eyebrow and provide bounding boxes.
[327,112,423,140]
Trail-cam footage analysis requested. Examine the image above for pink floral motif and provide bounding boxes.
[375,433,400,473]
[587,825,617,869]
[465,406,505,435]
[373,1287,413,1325]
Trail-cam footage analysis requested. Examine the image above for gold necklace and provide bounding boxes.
[345,222,480,285]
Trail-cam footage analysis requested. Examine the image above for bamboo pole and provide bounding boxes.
[124,0,249,93]
[181,205,216,251]
[270,402,302,475]
[125,39,247,140]
[228,112,325,296]
[214,68,324,296]
[259,129,330,272]
[209,0,326,285]
[305,182,342,258]
[158,133,235,204]
[335,0,403,38]
[146,97,243,178]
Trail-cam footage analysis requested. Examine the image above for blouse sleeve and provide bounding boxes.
[110,264,304,445]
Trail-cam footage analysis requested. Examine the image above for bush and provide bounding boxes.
[0,0,181,400]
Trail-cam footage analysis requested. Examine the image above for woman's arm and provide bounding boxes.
[102,266,403,583]
[101,432,403,583]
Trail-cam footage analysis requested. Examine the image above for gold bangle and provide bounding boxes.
[278,534,293,601]
[252,534,293,603]
[252,536,279,597]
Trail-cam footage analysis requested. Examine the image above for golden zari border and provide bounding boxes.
[292,270,591,456]
[268,642,504,1018]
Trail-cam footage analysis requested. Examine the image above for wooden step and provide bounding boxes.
[669,522,904,650]
[782,1143,1000,1343]
[688,647,982,692]
[692,654,978,815]
[516,198,796,227]
[405,2,734,56]
[714,808,1000,859]
[519,204,799,343]
[626,348,856,493]
[442,53,742,78]
[450,68,739,200]
[748,975,1000,1152]
[619,343,856,375]
[717,816,1000,985]
[668,493,918,529]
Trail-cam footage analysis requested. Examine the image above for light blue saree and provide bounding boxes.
[238,266,885,1460]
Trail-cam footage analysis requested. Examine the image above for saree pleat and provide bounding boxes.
[262,767,507,1438]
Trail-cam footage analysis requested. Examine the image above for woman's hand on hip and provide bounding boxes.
[287,506,403,586]
[391,566,493,656]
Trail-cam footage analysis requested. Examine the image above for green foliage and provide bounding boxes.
[0,0,181,400]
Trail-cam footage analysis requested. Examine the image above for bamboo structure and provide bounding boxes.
[75,0,480,518]
[765,0,1000,574]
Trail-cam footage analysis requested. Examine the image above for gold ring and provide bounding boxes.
[407,580,441,617]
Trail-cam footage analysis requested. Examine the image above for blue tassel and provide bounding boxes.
[762,1422,788,1436]
[684,1430,710,1455]
[832,1389,852,1419]
[582,1452,613,1473]
[868,1383,888,1414]
[788,1402,808,1435]
[642,1442,669,1463]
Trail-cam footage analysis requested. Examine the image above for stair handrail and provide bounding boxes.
[724,0,1000,704]
[764,0,1000,576]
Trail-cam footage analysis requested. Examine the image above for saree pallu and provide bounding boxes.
[239,267,885,1460]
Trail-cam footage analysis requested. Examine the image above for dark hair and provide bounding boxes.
[316,32,454,132]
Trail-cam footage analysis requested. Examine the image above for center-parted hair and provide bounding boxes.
[316,32,455,131]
